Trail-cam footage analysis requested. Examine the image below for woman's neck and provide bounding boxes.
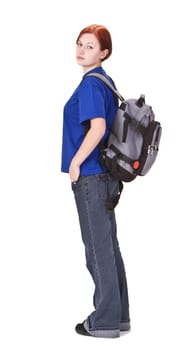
[82,64,102,74]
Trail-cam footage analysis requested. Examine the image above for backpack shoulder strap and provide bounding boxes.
[87,72,125,103]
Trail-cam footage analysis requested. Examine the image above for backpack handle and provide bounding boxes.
[87,72,125,103]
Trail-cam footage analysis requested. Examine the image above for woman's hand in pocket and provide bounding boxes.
[69,159,80,182]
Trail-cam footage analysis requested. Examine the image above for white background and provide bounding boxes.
[0,0,186,349]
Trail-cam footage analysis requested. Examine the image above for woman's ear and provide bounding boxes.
[100,49,109,60]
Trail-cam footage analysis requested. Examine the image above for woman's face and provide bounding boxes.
[76,33,108,72]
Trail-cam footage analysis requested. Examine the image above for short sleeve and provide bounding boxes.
[78,78,106,124]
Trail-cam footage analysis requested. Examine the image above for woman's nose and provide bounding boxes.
[79,46,85,54]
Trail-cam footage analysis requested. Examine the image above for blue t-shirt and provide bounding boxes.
[61,67,118,176]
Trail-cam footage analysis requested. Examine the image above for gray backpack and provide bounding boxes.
[88,72,162,182]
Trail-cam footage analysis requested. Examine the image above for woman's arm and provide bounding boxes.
[69,117,106,182]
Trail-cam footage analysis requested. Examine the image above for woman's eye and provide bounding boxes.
[76,43,93,49]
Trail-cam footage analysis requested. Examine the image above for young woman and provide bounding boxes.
[61,24,130,338]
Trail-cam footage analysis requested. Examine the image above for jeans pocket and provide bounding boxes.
[96,173,108,200]
[71,177,80,191]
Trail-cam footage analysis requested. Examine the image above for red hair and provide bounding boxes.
[76,24,112,61]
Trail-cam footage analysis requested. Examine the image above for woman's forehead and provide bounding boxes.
[78,33,98,44]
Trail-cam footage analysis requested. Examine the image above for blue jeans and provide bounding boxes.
[71,173,130,338]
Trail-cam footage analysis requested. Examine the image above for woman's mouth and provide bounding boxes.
[77,56,85,60]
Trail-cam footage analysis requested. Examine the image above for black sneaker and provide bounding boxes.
[75,322,92,336]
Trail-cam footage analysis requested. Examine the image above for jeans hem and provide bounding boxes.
[84,320,120,338]
[120,321,131,332]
